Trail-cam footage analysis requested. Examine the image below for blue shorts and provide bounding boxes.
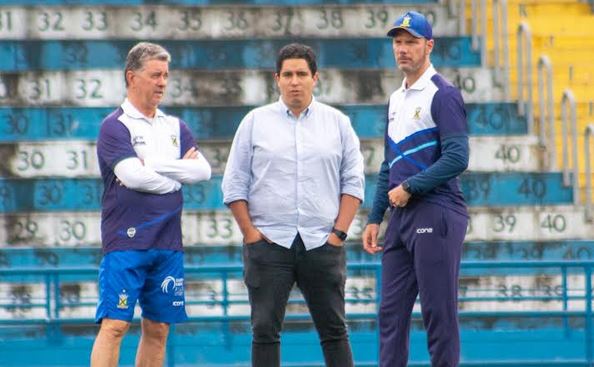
[95,249,187,324]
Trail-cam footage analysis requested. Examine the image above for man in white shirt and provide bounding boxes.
[90,42,211,367]
[222,43,365,367]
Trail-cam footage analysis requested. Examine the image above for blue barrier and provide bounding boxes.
[0,103,527,142]
[0,260,593,366]
[0,172,574,213]
[0,38,480,71]
[464,241,594,261]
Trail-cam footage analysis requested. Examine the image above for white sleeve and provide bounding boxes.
[222,113,254,205]
[114,157,181,194]
[144,152,212,184]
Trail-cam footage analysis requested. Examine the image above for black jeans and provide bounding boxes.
[243,234,354,367]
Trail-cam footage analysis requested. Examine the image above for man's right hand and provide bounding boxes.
[243,226,270,245]
[362,224,383,254]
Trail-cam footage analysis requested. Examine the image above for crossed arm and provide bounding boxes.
[114,147,211,194]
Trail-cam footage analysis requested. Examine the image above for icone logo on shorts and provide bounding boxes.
[416,227,433,234]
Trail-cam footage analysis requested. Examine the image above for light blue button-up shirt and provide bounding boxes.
[222,97,365,250]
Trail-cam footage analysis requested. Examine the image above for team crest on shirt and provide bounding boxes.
[388,110,397,122]
[413,107,422,120]
[132,136,146,146]
[127,227,136,238]
[117,290,129,309]
[170,135,178,147]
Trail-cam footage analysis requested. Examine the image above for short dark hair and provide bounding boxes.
[124,42,171,87]
[275,43,317,75]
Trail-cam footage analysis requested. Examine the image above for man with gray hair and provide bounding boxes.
[90,42,211,367]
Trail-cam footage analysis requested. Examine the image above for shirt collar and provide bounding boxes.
[278,96,316,118]
[400,64,437,91]
[121,99,166,122]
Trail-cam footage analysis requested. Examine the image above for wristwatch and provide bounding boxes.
[332,228,348,241]
[401,180,412,194]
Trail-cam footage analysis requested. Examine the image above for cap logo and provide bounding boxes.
[400,15,411,28]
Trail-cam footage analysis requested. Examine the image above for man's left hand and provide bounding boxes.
[388,185,411,208]
[327,232,344,247]
[183,147,199,160]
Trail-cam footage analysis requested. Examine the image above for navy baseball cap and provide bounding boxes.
[387,11,433,39]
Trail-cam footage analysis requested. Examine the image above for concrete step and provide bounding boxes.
[0,103,526,145]
[507,50,594,71]
[0,135,546,178]
[0,0,439,4]
[0,4,458,40]
[0,172,574,213]
[507,60,594,82]
[514,1,592,16]
[3,240,594,268]
[477,0,593,102]
[0,37,480,71]
[467,204,591,241]
[0,205,594,246]
[456,172,573,206]
[1,202,591,248]
[492,18,594,37]
[0,67,506,107]
[531,35,594,49]
[467,0,589,20]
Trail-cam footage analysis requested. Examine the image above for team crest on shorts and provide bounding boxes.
[117,290,129,309]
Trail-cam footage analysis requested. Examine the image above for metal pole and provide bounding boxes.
[480,0,487,67]
[45,274,52,320]
[585,266,592,365]
[537,56,556,169]
[459,0,466,34]
[471,0,479,50]
[501,0,510,97]
[517,22,533,134]
[493,0,500,72]
[561,89,577,195]
[585,124,594,222]
[562,267,569,335]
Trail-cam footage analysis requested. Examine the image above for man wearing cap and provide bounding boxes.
[362,11,469,367]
